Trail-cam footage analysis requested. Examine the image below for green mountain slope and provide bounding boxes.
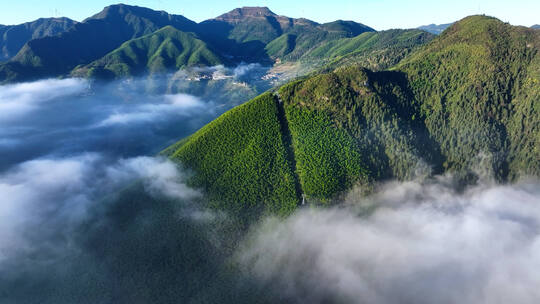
[262,20,377,62]
[72,26,225,78]
[397,15,540,180]
[0,17,76,61]
[164,15,539,216]
[278,67,441,199]
[320,20,376,36]
[0,4,199,82]
[168,93,299,218]
[302,29,435,71]
[0,5,384,82]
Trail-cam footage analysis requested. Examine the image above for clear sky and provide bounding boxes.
[0,0,538,30]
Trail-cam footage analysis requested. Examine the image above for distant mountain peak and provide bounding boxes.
[87,3,186,22]
[216,7,277,20]
[417,22,453,35]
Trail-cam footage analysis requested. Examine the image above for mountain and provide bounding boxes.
[72,26,225,78]
[198,7,375,62]
[0,17,76,61]
[417,23,453,34]
[165,15,539,218]
[320,20,376,36]
[0,5,383,83]
[206,6,319,44]
[265,21,376,62]
[164,93,299,219]
[301,29,435,71]
[0,4,198,82]
[398,15,539,181]
[532,24,540,29]
[264,21,376,62]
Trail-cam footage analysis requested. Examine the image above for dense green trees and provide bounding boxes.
[398,15,540,180]
[166,15,539,216]
[170,93,299,218]
[279,66,440,199]
[0,4,199,82]
[283,106,368,199]
[302,29,435,71]
[72,26,225,78]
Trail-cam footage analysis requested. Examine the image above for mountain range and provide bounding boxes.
[0,5,199,82]
[418,22,540,34]
[417,23,454,34]
[0,5,434,82]
[1,4,539,303]
[0,17,77,61]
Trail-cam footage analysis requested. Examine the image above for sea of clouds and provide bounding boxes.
[238,178,540,304]
[0,65,267,171]
[0,74,245,303]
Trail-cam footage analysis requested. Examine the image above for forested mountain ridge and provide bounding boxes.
[0,5,400,82]
[0,4,200,82]
[198,6,376,62]
[71,26,226,78]
[0,17,77,61]
[397,15,539,181]
[165,15,540,219]
[301,29,435,72]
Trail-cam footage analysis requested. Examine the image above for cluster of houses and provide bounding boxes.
[185,70,235,81]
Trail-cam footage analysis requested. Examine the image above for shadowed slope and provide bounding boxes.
[0,4,198,82]
[0,17,77,61]
[398,15,540,180]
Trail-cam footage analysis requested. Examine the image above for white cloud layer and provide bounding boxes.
[238,179,540,304]
[106,156,201,200]
[96,93,208,126]
[233,63,263,78]
[0,154,200,263]
[0,78,88,121]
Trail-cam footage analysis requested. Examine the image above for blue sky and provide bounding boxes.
[0,0,538,29]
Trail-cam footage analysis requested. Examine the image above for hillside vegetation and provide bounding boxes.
[0,4,199,82]
[165,15,539,217]
[398,15,540,180]
[198,7,376,63]
[304,29,435,71]
[0,5,436,83]
[169,93,299,218]
[72,26,225,78]
[279,66,441,200]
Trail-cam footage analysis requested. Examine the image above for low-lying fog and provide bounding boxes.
[0,65,539,304]
[240,179,540,304]
[0,64,271,171]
